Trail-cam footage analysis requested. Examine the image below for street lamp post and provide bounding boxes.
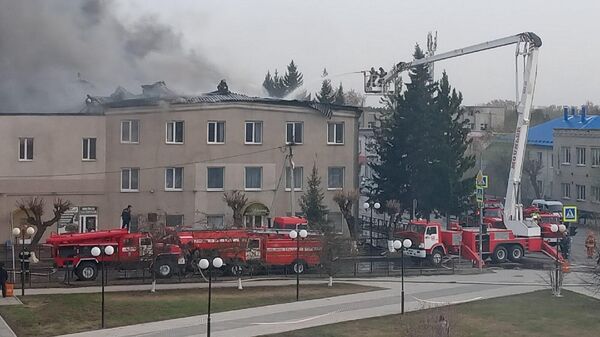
[363,202,380,273]
[393,238,412,314]
[289,229,308,301]
[12,226,35,296]
[199,257,223,337]
[91,245,115,328]
[549,224,566,297]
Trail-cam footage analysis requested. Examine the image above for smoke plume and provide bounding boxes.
[0,0,223,113]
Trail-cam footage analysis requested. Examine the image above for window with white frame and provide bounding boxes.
[166,121,184,144]
[18,137,34,161]
[245,121,263,144]
[561,146,571,165]
[245,167,262,190]
[207,215,225,229]
[327,122,344,144]
[207,121,225,144]
[576,147,586,166]
[121,168,139,192]
[286,122,303,144]
[576,184,586,201]
[328,167,344,189]
[166,214,184,227]
[592,148,600,167]
[82,138,96,160]
[285,166,303,191]
[121,120,139,143]
[207,167,224,190]
[561,183,571,199]
[592,186,600,203]
[165,167,183,191]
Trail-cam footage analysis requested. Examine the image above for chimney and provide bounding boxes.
[581,105,587,123]
[563,106,569,121]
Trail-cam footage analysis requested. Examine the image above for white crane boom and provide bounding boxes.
[364,32,542,237]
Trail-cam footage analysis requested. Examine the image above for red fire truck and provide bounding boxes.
[395,220,563,268]
[174,227,322,275]
[46,229,185,281]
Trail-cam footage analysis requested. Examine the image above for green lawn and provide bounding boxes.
[0,283,378,337]
[269,290,600,337]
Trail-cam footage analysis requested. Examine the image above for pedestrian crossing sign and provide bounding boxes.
[563,206,577,223]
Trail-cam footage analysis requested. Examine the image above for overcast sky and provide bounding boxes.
[114,0,600,107]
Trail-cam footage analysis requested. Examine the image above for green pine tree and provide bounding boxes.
[299,164,329,230]
[262,70,287,98]
[334,83,345,105]
[283,60,304,95]
[316,69,334,104]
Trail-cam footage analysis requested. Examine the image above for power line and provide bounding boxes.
[0,146,286,179]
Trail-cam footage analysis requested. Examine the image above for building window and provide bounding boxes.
[166,215,184,227]
[536,180,543,195]
[561,183,570,199]
[245,121,263,144]
[121,120,139,143]
[592,186,600,203]
[576,147,586,166]
[166,121,184,144]
[327,122,344,144]
[592,148,600,167]
[165,167,183,191]
[245,167,262,190]
[207,121,225,144]
[367,121,376,129]
[207,215,225,229]
[286,122,303,144]
[285,166,303,191]
[480,123,488,130]
[207,167,224,190]
[121,168,139,192]
[327,212,344,234]
[18,137,34,161]
[576,184,586,201]
[550,153,554,168]
[561,147,571,165]
[82,138,96,160]
[536,152,542,163]
[328,167,344,189]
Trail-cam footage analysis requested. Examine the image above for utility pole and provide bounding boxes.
[288,143,295,216]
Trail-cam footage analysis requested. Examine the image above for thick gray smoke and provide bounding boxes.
[0,0,223,113]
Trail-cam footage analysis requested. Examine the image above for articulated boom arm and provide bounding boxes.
[364,32,542,237]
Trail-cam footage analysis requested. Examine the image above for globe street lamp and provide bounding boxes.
[550,224,566,297]
[199,257,223,337]
[289,229,308,301]
[12,226,35,296]
[393,238,412,314]
[91,245,115,328]
[363,202,380,272]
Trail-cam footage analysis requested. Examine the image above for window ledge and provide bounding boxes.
[592,165,600,168]
[18,159,33,162]
[576,164,586,167]
[207,142,226,145]
[244,188,262,192]
[82,159,97,162]
[165,189,184,192]
[207,188,224,192]
[327,142,345,146]
[576,199,586,202]
[327,187,344,191]
[245,142,263,145]
[285,188,303,192]
[285,142,303,145]
[120,190,139,193]
[562,197,571,200]
[120,141,140,144]
[165,142,184,145]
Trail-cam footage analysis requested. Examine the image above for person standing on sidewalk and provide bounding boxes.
[121,205,132,231]
[585,231,596,259]
[0,262,8,297]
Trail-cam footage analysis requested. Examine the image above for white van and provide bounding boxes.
[531,199,563,213]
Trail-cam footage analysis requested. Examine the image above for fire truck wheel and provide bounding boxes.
[491,246,508,263]
[76,261,98,281]
[508,245,524,262]
[429,249,444,267]
[291,261,306,274]
[155,260,174,278]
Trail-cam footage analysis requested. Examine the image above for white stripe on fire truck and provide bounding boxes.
[265,247,322,252]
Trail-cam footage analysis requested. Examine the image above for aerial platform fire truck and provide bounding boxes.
[367,32,567,267]
[46,229,184,281]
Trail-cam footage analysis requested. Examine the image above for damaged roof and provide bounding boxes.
[83,81,362,118]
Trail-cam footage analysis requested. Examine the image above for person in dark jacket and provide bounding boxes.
[121,205,132,230]
[0,262,8,298]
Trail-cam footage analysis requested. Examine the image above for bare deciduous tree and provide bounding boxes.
[223,190,248,228]
[16,197,72,246]
[524,159,543,199]
[333,190,358,239]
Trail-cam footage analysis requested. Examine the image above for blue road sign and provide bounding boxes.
[563,206,578,223]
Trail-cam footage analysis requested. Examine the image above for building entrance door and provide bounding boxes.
[80,215,97,232]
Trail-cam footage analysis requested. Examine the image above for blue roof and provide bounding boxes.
[528,114,600,147]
